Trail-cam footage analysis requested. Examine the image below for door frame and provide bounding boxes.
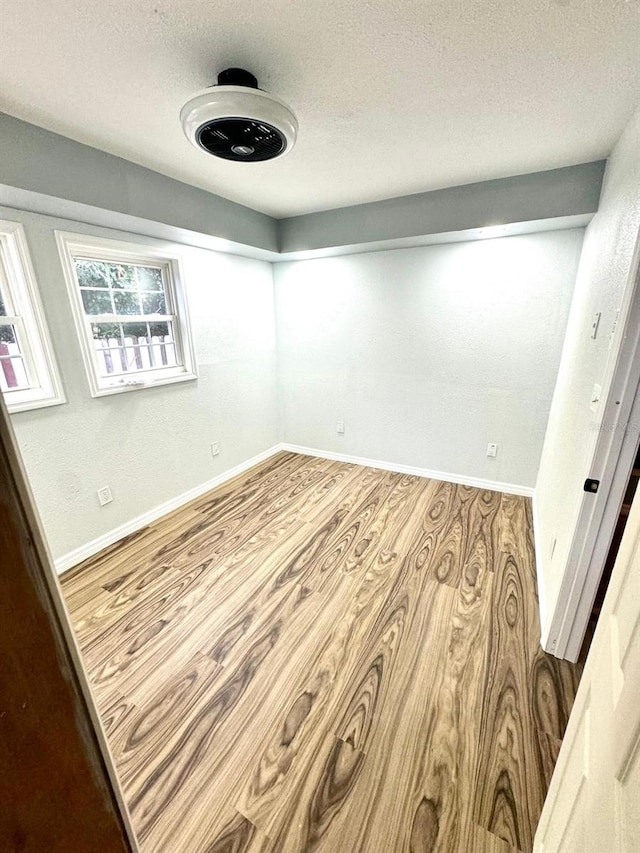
[543,228,640,662]
[0,397,141,851]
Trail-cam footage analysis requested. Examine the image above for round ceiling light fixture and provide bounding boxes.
[180,68,298,162]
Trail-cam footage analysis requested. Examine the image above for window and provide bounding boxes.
[56,232,197,397]
[0,220,64,413]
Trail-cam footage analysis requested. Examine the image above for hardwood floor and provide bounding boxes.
[61,452,581,853]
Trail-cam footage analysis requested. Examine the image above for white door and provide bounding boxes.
[534,485,640,852]
[543,239,640,662]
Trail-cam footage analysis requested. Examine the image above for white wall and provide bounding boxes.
[535,106,640,634]
[4,207,278,562]
[274,230,583,489]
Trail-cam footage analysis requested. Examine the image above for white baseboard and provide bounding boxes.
[56,441,534,576]
[55,445,283,575]
[280,443,535,498]
[531,488,549,648]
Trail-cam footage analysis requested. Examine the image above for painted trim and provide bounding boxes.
[280,443,535,497]
[55,445,282,574]
[532,488,549,645]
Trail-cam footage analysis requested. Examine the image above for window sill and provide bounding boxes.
[90,370,198,398]
[6,391,67,415]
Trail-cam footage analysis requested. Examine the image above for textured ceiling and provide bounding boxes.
[1,0,639,218]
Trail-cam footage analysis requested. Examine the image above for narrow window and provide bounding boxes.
[0,221,64,413]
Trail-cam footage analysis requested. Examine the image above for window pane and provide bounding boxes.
[121,322,149,339]
[81,289,112,314]
[149,321,170,337]
[76,257,170,321]
[141,292,167,315]
[0,324,29,390]
[0,286,6,316]
[91,322,121,341]
[0,356,29,391]
[76,259,110,288]
[0,324,17,344]
[122,332,151,371]
[151,339,176,367]
[108,263,136,289]
[113,290,141,315]
[136,266,163,291]
[90,320,179,378]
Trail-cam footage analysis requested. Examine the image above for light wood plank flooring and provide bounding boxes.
[62,452,581,853]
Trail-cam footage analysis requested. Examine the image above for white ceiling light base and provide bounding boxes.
[180,68,298,163]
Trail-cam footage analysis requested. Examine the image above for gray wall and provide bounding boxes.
[274,230,584,488]
[279,162,604,252]
[0,113,278,252]
[0,112,604,257]
[535,104,640,635]
[5,206,278,561]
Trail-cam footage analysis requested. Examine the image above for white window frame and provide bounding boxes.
[55,231,197,398]
[0,220,65,413]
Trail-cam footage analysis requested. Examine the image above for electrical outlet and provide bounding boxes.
[336,421,345,435]
[97,486,113,506]
[211,441,220,457]
[486,442,498,458]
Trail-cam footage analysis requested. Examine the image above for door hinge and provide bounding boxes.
[584,478,600,493]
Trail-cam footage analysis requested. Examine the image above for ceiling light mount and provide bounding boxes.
[180,67,298,163]
[216,68,258,89]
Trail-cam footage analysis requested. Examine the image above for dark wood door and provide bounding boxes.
[0,397,130,852]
